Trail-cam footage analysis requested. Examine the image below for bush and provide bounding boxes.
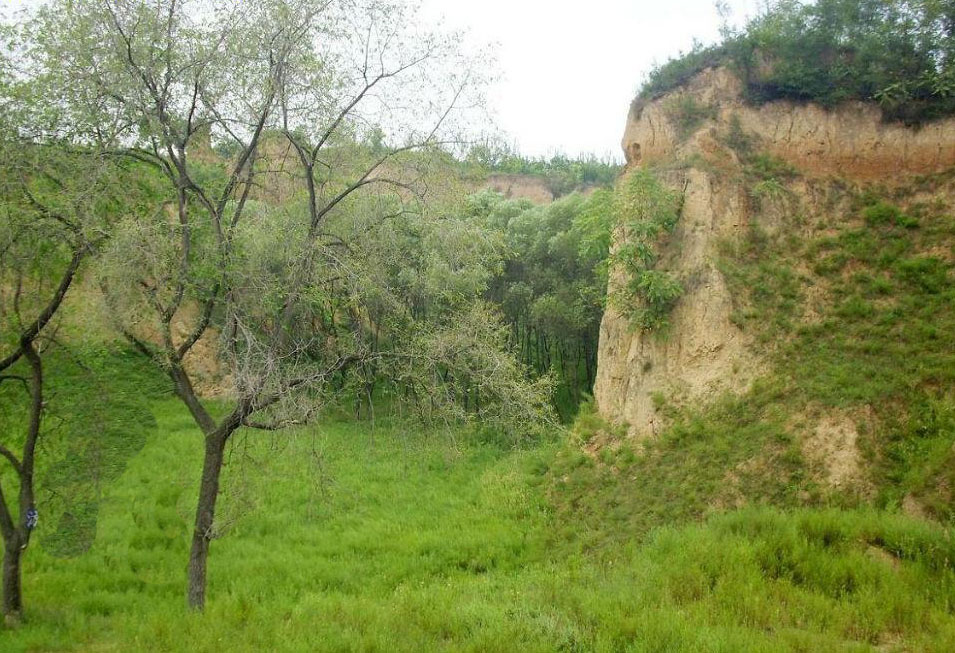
[641,43,727,101]
[610,169,685,331]
[636,270,684,329]
[863,201,921,229]
[747,153,797,181]
[864,201,902,226]
[666,95,718,140]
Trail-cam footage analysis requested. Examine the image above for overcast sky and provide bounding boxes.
[420,0,764,160]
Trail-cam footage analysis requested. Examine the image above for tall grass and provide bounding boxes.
[0,390,952,650]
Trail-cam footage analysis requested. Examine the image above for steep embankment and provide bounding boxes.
[585,66,955,516]
[596,67,955,438]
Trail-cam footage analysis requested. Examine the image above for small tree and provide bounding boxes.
[18,0,551,610]
[0,127,158,620]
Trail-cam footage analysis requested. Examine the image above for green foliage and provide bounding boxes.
[634,270,684,326]
[640,0,955,124]
[467,190,612,419]
[665,95,719,140]
[746,153,797,181]
[863,201,904,226]
[640,42,727,101]
[611,169,684,331]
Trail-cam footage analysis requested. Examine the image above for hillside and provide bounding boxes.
[578,60,955,539]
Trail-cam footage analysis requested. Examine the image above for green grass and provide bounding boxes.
[716,189,955,508]
[0,393,951,651]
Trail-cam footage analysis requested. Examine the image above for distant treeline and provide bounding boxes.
[640,0,955,124]
[465,145,622,197]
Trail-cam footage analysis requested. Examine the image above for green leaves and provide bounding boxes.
[635,270,685,327]
[466,189,612,416]
[610,169,684,331]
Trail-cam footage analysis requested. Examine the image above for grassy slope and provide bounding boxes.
[0,386,950,650]
[542,166,955,643]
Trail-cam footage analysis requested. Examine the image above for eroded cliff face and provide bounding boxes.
[595,66,955,439]
[596,167,759,436]
[623,68,955,178]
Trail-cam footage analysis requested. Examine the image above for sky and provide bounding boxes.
[420,0,764,160]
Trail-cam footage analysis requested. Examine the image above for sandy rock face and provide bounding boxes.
[594,167,760,436]
[624,68,955,179]
[485,174,555,204]
[596,66,955,438]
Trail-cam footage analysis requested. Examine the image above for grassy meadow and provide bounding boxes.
[0,389,952,651]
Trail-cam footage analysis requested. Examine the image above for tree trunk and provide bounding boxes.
[2,538,22,624]
[187,433,227,611]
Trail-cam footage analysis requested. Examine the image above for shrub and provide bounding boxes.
[610,169,685,331]
[666,95,718,140]
[636,270,685,329]
[863,201,921,229]
[640,42,727,101]
[747,153,797,181]
[864,201,902,226]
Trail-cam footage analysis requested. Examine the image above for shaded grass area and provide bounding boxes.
[0,346,169,556]
[0,395,951,650]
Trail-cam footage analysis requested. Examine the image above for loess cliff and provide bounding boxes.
[595,66,955,443]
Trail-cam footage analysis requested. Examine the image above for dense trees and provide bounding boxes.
[463,167,686,420]
[466,189,612,419]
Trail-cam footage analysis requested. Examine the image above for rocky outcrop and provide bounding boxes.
[624,67,955,179]
[595,66,955,438]
[595,167,760,436]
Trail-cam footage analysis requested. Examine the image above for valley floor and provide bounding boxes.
[1,401,953,652]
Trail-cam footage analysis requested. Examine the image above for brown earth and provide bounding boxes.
[624,67,955,180]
